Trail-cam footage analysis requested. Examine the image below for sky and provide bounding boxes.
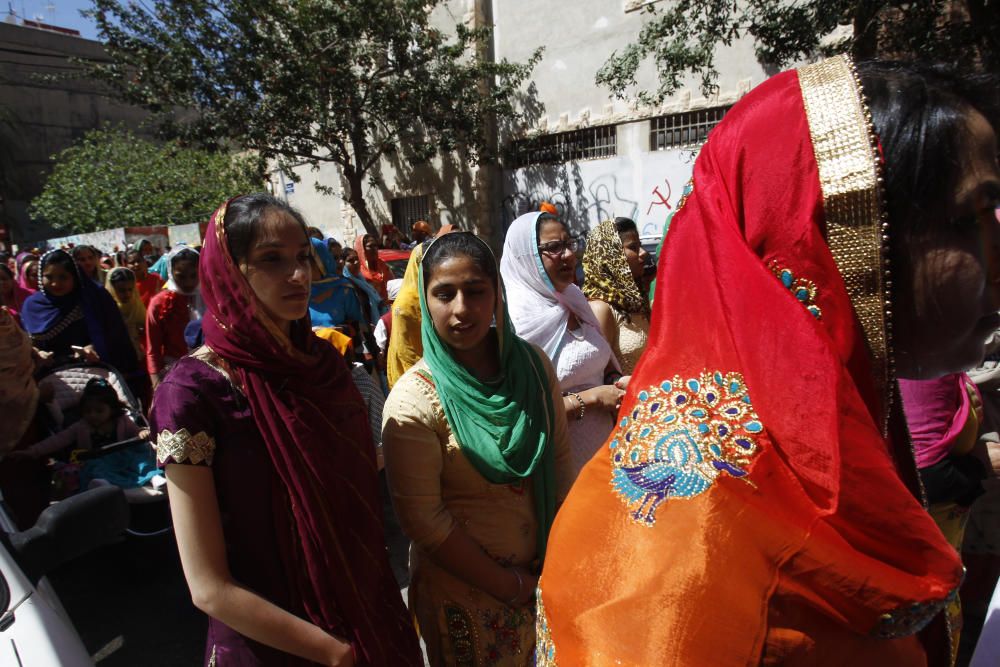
[8,0,101,40]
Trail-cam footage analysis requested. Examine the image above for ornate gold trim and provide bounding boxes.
[155,428,216,466]
[797,55,892,434]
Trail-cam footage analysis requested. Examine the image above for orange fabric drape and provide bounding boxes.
[536,59,961,667]
[355,235,392,301]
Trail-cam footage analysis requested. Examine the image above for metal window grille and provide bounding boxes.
[508,125,617,168]
[390,194,431,235]
[649,106,732,151]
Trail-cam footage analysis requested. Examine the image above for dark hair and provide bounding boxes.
[307,226,324,240]
[858,61,1000,247]
[222,193,309,265]
[70,245,97,259]
[108,267,135,285]
[613,217,638,235]
[80,377,125,418]
[535,212,563,234]
[124,248,145,263]
[40,249,79,289]
[422,232,498,287]
[0,264,12,280]
[327,238,342,253]
[0,251,9,265]
[343,248,358,260]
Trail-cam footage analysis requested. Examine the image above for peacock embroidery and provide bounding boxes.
[610,371,763,526]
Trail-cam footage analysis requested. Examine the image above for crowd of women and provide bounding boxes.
[3,55,1000,666]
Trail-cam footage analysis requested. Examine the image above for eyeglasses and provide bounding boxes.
[537,239,580,256]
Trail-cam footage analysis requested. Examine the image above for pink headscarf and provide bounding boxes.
[200,200,421,665]
[0,265,31,317]
[15,252,38,295]
[900,373,981,469]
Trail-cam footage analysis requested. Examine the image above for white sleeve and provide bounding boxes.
[374,318,388,352]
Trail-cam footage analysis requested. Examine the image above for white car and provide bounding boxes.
[0,486,127,666]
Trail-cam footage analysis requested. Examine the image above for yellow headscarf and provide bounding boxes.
[0,307,39,454]
[386,242,424,389]
[314,326,354,358]
[105,267,147,362]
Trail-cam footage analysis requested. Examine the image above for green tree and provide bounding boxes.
[29,126,259,233]
[84,0,541,238]
[598,1,1000,104]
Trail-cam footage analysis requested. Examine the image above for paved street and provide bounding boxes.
[48,532,205,665]
[47,487,426,666]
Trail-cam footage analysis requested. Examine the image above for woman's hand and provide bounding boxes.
[326,640,355,667]
[614,375,631,391]
[986,441,1000,476]
[32,347,54,370]
[967,381,985,424]
[73,344,100,363]
[584,384,626,415]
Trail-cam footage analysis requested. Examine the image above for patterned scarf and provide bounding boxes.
[582,220,648,315]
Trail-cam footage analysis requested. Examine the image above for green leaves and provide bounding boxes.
[29,126,259,233]
[82,0,539,235]
[598,1,999,104]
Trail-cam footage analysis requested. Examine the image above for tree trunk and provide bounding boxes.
[342,167,379,240]
[851,0,883,60]
[965,0,1000,72]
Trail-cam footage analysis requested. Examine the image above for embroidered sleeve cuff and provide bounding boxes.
[156,428,216,466]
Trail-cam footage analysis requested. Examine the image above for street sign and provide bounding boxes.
[284,182,295,194]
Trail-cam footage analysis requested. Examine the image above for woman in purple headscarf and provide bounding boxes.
[20,249,138,379]
[150,194,421,666]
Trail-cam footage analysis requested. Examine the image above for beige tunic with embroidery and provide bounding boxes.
[613,307,650,375]
[382,352,572,667]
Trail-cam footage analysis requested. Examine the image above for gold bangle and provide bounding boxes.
[568,391,585,421]
[506,568,524,605]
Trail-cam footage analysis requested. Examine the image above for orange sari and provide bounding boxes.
[355,235,392,301]
[536,56,961,667]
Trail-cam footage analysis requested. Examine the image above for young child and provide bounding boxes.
[12,378,158,494]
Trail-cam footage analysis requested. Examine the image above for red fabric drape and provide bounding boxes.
[537,66,961,666]
[200,202,421,665]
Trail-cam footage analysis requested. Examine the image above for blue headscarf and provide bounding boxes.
[342,265,386,328]
[309,239,365,329]
[21,249,138,375]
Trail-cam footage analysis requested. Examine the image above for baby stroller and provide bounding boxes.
[36,361,171,538]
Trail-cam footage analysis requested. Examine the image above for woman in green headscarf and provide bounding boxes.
[382,232,572,666]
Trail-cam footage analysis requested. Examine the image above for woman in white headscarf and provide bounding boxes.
[501,212,627,476]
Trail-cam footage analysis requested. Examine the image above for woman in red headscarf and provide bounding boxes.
[150,194,421,666]
[354,233,393,301]
[535,57,1000,666]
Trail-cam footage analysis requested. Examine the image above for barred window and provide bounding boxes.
[649,106,732,151]
[508,125,617,168]
[390,194,430,235]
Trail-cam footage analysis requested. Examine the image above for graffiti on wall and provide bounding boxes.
[502,163,642,236]
[503,149,694,240]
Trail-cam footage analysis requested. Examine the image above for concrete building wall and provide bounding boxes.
[495,0,772,238]
[0,21,152,244]
[503,121,700,239]
[279,0,777,246]
[493,0,768,136]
